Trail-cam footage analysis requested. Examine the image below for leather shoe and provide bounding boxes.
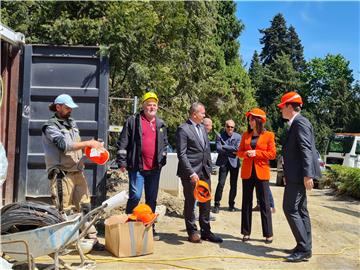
[212,206,219,214]
[188,233,201,243]
[228,206,236,212]
[201,232,223,243]
[285,251,312,262]
[283,247,299,254]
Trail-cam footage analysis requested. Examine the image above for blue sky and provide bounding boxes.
[236,1,360,80]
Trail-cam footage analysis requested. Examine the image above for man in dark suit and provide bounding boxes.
[213,119,241,213]
[176,102,223,244]
[278,92,321,262]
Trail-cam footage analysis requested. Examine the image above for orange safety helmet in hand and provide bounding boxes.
[194,180,211,203]
[277,91,303,109]
[245,108,267,123]
[84,146,109,165]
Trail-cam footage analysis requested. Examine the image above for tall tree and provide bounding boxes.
[302,54,356,149]
[287,25,306,72]
[347,81,360,132]
[248,50,264,91]
[259,54,302,136]
[259,13,289,66]
[1,1,255,144]
[215,1,244,65]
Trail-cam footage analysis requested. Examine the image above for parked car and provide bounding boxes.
[210,141,219,175]
[324,133,360,168]
[276,151,325,187]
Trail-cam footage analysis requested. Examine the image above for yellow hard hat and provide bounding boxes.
[142,92,158,103]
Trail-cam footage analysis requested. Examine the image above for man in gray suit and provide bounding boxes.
[176,102,222,244]
[213,119,241,213]
[278,92,321,262]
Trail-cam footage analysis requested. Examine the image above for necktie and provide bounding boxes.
[196,124,205,147]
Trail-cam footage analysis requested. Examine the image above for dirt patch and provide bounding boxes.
[25,171,359,269]
[106,170,184,217]
[94,171,360,270]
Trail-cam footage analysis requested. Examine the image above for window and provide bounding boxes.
[356,141,360,155]
[327,135,355,154]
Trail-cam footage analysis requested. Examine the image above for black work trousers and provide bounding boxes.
[214,163,240,208]
[241,174,273,237]
[181,169,211,237]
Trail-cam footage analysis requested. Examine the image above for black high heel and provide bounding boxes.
[242,235,250,242]
[265,237,273,244]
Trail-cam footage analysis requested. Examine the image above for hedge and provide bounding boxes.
[322,165,360,199]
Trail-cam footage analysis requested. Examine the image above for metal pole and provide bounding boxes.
[133,96,138,114]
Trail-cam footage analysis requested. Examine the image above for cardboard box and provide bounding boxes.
[105,214,153,257]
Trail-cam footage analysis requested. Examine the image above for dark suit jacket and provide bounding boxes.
[283,114,321,184]
[176,120,212,180]
[215,131,241,168]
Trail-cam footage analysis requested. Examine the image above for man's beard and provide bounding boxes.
[144,109,156,116]
[57,112,71,119]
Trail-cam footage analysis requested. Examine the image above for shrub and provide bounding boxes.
[322,165,360,199]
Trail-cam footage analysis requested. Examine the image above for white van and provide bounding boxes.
[324,133,360,168]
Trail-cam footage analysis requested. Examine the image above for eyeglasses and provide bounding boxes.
[226,125,234,129]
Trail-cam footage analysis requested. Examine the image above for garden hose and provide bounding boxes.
[34,245,357,270]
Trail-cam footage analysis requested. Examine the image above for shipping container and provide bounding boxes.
[16,45,109,203]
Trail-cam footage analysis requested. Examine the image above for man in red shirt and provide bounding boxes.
[117,92,168,240]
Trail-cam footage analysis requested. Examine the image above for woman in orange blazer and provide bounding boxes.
[237,108,276,243]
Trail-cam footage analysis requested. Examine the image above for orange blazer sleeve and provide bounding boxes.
[255,131,276,160]
[236,132,249,158]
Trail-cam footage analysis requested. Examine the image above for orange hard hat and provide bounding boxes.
[277,91,303,109]
[136,212,158,226]
[84,147,109,165]
[245,108,267,123]
[128,203,153,221]
[194,180,211,203]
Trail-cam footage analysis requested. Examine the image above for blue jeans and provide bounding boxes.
[256,185,275,208]
[126,169,161,214]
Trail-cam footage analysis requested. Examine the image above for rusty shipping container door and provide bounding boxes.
[17,45,109,202]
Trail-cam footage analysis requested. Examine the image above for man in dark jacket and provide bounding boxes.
[278,91,321,262]
[213,119,241,213]
[116,92,168,240]
[176,102,222,244]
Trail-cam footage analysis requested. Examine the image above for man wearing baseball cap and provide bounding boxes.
[116,91,168,241]
[42,94,105,251]
[277,91,321,262]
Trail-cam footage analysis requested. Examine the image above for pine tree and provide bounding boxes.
[287,25,306,72]
[248,50,263,92]
[259,13,289,66]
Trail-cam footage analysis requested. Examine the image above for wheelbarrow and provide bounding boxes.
[0,190,128,270]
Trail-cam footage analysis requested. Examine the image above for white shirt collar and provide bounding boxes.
[189,119,198,127]
[288,113,300,127]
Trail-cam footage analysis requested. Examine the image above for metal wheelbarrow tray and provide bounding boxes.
[1,214,81,269]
